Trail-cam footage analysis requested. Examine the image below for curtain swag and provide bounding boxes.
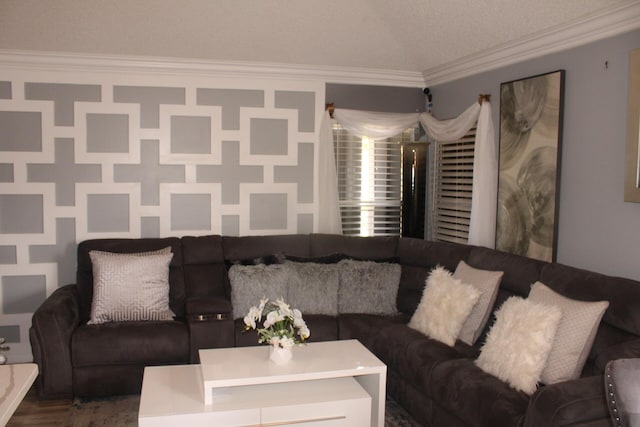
[318,100,497,249]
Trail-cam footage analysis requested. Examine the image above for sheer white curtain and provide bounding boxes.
[317,100,497,248]
[333,109,421,140]
[317,111,343,234]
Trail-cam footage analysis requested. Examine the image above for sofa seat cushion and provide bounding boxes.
[523,375,611,427]
[72,321,188,367]
[338,314,407,350]
[234,315,338,347]
[429,358,529,427]
[372,323,475,393]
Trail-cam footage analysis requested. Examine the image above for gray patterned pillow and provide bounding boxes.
[454,261,504,345]
[528,281,609,384]
[337,259,401,315]
[229,264,289,319]
[286,261,339,316]
[88,248,175,324]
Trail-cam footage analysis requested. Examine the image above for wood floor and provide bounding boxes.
[6,387,71,426]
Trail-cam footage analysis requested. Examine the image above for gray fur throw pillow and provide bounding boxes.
[286,261,339,316]
[337,259,401,315]
[229,264,289,319]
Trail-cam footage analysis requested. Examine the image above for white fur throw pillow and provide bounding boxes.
[454,261,503,345]
[528,281,609,384]
[475,296,562,395]
[409,266,481,346]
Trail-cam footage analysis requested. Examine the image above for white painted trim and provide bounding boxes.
[1,2,637,90]
[0,49,425,88]
[423,0,640,86]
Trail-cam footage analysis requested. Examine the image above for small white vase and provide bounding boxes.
[269,345,292,365]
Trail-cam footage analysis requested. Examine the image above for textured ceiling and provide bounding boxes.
[0,0,637,77]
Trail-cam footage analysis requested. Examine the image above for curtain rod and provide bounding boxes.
[478,94,491,104]
[327,94,488,117]
[325,103,335,118]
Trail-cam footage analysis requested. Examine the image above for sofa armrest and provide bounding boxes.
[523,375,610,427]
[29,284,80,399]
[186,296,234,362]
[594,338,640,373]
[185,296,232,320]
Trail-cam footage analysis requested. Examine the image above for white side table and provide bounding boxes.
[0,363,38,426]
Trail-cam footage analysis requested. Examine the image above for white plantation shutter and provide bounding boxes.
[432,127,476,243]
[333,124,412,236]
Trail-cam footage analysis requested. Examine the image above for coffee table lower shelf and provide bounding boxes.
[138,364,371,427]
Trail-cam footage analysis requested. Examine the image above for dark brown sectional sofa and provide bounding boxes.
[30,233,640,426]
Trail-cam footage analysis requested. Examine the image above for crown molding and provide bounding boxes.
[0,49,425,88]
[422,1,640,86]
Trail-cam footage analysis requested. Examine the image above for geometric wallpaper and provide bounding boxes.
[0,68,324,362]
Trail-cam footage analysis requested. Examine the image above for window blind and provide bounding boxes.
[333,125,413,236]
[432,127,476,244]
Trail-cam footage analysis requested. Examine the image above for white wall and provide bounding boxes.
[431,29,640,281]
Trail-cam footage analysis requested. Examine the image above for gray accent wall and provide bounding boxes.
[431,29,640,281]
[326,83,425,113]
[0,61,426,362]
[0,74,328,362]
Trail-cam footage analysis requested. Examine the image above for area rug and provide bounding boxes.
[64,394,422,426]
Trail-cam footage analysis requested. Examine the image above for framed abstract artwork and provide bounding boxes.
[496,70,565,262]
[624,48,640,202]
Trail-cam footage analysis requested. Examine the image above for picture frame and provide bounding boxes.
[496,70,565,262]
[624,48,640,202]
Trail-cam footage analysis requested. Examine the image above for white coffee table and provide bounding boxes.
[139,365,371,426]
[0,363,38,426]
[199,339,387,427]
[139,340,387,427]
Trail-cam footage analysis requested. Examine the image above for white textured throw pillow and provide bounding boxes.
[409,266,481,346]
[88,248,175,324]
[475,296,562,395]
[454,261,503,346]
[229,264,289,319]
[528,281,609,384]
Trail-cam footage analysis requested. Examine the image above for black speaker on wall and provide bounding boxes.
[401,144,427,238]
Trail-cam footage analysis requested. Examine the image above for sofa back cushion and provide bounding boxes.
[222,234,310,261]
[181,235,227,299]
[466,246,546,297]
[76,237,184,322]
[395,238,472,315]
[539,263,640,373]
[310,234,398,260]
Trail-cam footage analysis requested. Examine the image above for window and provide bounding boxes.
[333,125,415,236]
[430,126,476,244]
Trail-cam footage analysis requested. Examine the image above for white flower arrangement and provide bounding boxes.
[243,298,310,350]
